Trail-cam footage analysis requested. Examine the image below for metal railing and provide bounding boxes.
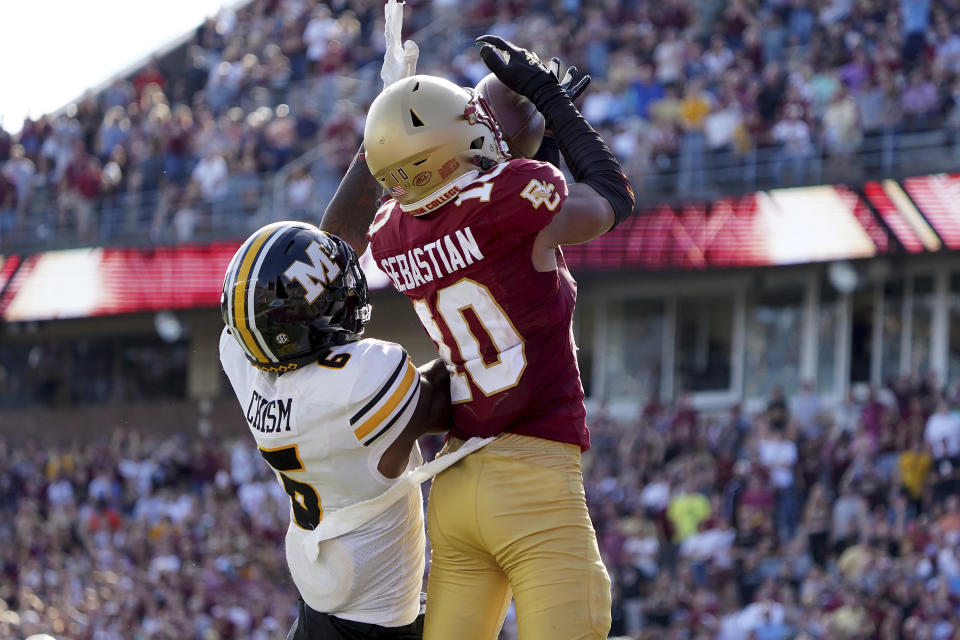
[3,125,959,254]
[629,125,959,204]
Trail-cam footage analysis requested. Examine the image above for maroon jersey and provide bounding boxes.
[368,158,589,450]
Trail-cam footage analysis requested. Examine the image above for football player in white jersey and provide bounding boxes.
[220,221,453,639]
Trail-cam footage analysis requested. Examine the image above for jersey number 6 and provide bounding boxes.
[413,279,526,403]
[259,444,322,530]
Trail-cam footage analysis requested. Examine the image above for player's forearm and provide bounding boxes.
[416,359,453,434]
[532,133,560,167]
[319,144,382,254]
[532,88,635,230]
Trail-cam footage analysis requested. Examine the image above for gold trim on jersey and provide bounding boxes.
[353,360,418,443]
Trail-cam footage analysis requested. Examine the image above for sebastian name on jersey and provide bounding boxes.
[368,158,590,451]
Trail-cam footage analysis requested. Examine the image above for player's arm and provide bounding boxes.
[319,144,382,255]
[319,0,418,255]
[477,36,635,247]
[378,358,452,478]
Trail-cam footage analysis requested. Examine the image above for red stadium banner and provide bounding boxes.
[1,243,240,321]
[0,255,20,295]
[2,175,959,322]
[863,180,939,253]
[901,173,960,250]
[561,185,886,271]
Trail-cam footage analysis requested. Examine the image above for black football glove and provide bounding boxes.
[547,57,591,102]
[476,35,564,108]
[478,37,633,230]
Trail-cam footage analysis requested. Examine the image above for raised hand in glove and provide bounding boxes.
[534,57,592,165]
[476,35,562,108]
[547,57,591,102]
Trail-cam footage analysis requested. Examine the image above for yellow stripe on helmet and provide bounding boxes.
[231,226,280,363]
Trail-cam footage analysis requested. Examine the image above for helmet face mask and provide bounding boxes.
[363,75,510,216]
[222,222,371,372]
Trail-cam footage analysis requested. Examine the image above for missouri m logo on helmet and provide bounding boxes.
[221,222,371,371]
[283,237,343,305]
[363,75,510,216]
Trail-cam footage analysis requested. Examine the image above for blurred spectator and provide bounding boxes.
[758,420,799,542]
[666,478,711,544]
[285,165,315,220]
[0,125,10,163]
[771,104,813,184]
[3,144,36,214]
[901,69,940,127]
[0,171,17,236]
[898,434,932,515]
[823,85,862,160]
[677,77,712,192]
[901,0,931,64]
[654,28,687,85]
[58,144,101,238]
[303,6,339,73]
[831,478,870,553]
[627,64,664,120]
[191,151,229,209]
[924,399,960,460]
[791,380,822,440]
[133,57,167,97]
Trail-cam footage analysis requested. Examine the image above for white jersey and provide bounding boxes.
[220,327,425,626]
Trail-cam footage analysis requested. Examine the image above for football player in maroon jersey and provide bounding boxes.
[321,36,634,640]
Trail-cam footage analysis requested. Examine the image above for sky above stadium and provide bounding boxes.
[0,0,238,133]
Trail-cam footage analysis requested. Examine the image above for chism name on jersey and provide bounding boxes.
[246,389,294,434]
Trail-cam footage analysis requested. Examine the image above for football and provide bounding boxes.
[475,73,546,159]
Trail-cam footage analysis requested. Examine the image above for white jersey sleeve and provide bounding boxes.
[343,339,421,450]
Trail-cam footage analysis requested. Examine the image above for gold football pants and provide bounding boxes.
[424,433,611,640]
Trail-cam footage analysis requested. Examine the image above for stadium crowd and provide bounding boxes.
[0,430,297,639]
[3,0,960,243]
[438,0,960,189]
[587,378,960,639]
[0,0,391,245]
[3,373,960,638]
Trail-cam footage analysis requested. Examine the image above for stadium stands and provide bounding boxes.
[3,0,960,249]
[3,378,960,638]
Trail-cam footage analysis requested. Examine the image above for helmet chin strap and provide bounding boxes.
[472,155,499,171]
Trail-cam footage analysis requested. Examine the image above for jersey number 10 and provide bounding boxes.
[413,279,526,403]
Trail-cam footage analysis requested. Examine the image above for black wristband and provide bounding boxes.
[532,133,560,167]
[530,85,635,229]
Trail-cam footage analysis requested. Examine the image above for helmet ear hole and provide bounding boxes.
[469,136,484,150]
[410,110,425,127]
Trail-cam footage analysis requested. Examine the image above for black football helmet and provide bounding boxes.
[221,222,371,371]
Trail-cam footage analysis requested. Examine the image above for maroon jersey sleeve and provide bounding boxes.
[488,159,568,240]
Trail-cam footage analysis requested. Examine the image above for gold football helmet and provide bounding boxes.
[364,75,509,215]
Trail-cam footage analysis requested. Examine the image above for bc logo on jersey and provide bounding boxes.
[520,179,561,211]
